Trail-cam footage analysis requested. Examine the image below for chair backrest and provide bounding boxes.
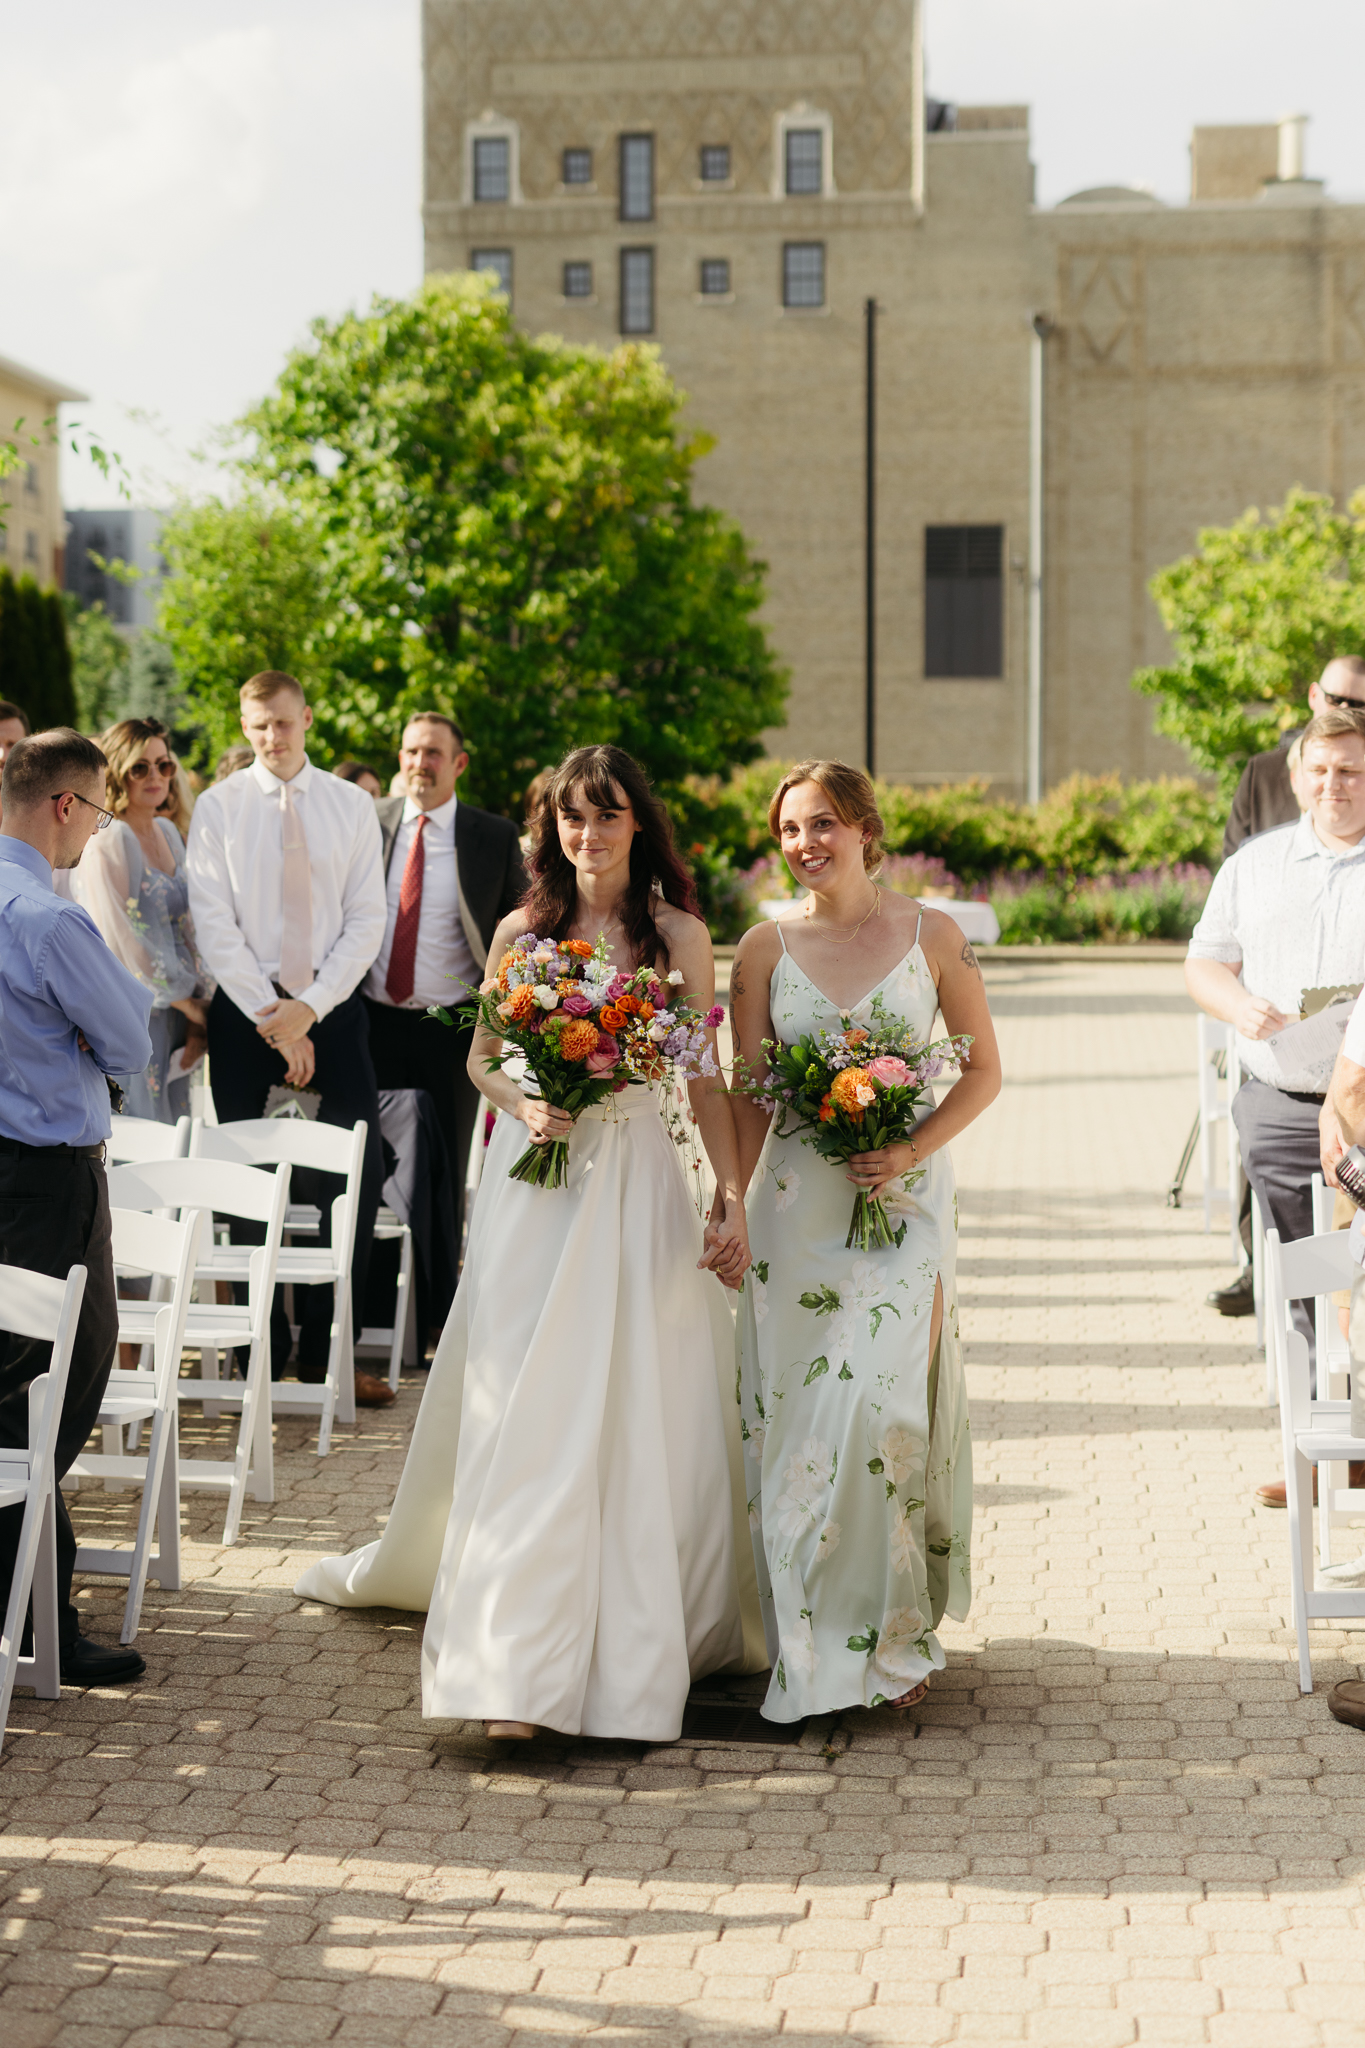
[192,1117,364,1181]
[106,1157,289,1228]
[0,1264,87,1460]
[109,1114,191,1165]
[1266,1225,1356,1428]
[110,1206,200,1285]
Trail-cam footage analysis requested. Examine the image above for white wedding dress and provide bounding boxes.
[295,1093,767,1740]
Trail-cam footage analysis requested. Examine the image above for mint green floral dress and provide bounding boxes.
[737,917,972,1719]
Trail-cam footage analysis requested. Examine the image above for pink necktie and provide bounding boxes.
[277,784,314,996]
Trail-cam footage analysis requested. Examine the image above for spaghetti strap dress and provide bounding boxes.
[737,911,973,1719]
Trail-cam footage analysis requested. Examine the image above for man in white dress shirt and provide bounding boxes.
[187,671,394,1403]
[1187,708,1365,1501]
[364,713,526,1273]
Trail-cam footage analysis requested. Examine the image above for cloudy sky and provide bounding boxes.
[2,0,1358,509]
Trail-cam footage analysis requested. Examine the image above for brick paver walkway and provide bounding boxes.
[4,956,1364,2046]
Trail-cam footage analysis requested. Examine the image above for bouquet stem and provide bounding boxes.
[508,1137,571,1189]
[846,1190,900,1253]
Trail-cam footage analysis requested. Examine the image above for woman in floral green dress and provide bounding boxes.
[725,760,1001,1721]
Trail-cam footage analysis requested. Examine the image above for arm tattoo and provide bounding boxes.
[960,940,980,973]
[731,965,747,997]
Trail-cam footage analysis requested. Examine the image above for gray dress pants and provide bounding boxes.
[1231,1077,1323,1365]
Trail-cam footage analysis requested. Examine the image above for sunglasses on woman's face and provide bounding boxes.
[128,757,177,780]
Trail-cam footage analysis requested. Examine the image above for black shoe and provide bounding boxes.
[60,1636,146,1687]
[1206,1269,1256,1316]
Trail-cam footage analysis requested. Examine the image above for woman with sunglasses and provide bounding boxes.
[72,717,214,1121]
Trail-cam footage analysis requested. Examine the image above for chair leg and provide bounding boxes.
[29,1490,60,1700]
[316,1285,341,1459]
[337,1290,356,1428]
[1288,1450,1316,1693]
[388,1230,413,1394]
[224,1337,273,1546]
[201,1341,223,1422]
[101,1419,126,1490]
[157,1419,182,1593]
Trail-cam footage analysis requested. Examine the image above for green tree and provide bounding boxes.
[158,272,787,809]
[62,595,131,731]
[0,568,77,728]
[1132,487,1365,797]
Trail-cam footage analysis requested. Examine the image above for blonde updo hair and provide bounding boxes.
[767,759,885,875]
[98,717,177,821]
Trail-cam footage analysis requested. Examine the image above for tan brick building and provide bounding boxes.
[0,351,85,593]
[423,0,1365,796]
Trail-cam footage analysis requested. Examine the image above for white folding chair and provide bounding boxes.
[1266,1223,1365,1691]
[1197,1015,1239,1244]
[108,1114,192,1166]
[189,1119,366,1453]
[105,1158,291,1546]
[1308,1174,1365,1563]
[66,1207,203,1642]
[0,1263,86,1744]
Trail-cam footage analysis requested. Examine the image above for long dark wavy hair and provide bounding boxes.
[523,745,700,970]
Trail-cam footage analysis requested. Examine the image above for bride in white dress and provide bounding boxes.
[295,745,766,1741]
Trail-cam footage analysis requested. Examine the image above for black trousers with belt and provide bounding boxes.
[207,988,383,1379]
[364,998,479,1256]
[0,1142,119,1652]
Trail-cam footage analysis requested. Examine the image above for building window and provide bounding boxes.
[472,136,510,203]
[563,147,593,186]
[23,462,38,500]
[619,134,654,222]
[782,242,825,308]
[24,530,38,563]
[471,249,512,297]
[785,127,824,195]
[620,247,655,335]
[563,260,593,299]
[699,258,731,296]
[700,144,730,182]
[924,526,1004,678]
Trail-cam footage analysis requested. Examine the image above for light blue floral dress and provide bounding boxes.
[737,914,973,1719]
[74,818,213,1122]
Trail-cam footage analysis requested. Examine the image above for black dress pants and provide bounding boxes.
[0,1143,119,1652]
[207,988,383,1379]
[364,998,479,1256]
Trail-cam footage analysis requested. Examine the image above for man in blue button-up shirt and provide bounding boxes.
[0,728,153,1688]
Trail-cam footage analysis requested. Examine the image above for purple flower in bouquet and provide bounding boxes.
[605,974,630,1002]
[561,993,593,1017]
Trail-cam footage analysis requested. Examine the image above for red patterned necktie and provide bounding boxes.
[384,813,427,1005]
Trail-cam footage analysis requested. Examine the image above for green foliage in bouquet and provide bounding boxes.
[738,993,973,1253]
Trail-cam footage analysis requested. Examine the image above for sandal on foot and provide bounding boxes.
[886,1679,930,1713]
[486,1721,536,1740]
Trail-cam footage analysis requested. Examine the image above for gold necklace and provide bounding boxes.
[803,889,881,945]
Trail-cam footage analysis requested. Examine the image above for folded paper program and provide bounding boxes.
[1265,998,1354,1093]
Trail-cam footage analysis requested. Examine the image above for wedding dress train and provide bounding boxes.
[295,1096,766,1740]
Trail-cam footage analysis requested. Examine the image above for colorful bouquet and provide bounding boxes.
[736,992,973,1252]
[433,933,723,1189]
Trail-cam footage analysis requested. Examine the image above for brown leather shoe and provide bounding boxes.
[354,1371,396,1407]
[1256,1463,1365,1509]
[1328,1681,1365,1730]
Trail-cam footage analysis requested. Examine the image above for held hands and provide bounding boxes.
[519,1097,574,1146]
[1233,992,1289,1041]
[279,1037,316,1088]
[255,997,316,1048]
[699,1199,752,1291]
[847,1139,919,1199]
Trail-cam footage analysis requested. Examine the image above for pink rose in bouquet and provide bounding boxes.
[585,1035,620,1079]
[561,993,593,1017]
[868,1056,912,1087]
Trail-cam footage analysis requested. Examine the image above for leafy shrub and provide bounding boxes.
[988,865,1212,946]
